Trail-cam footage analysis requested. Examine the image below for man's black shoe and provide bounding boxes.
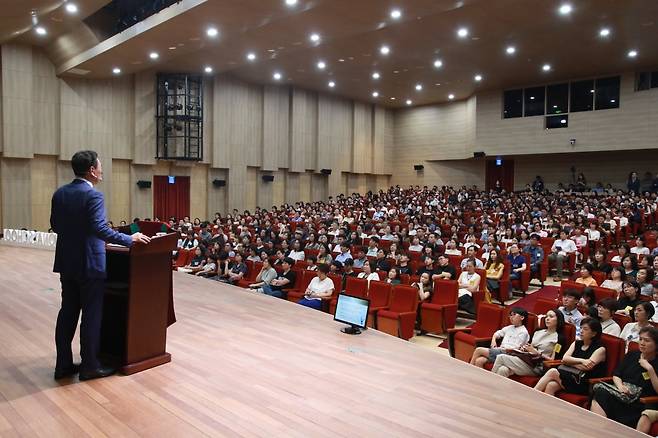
[54,364,80,380]
[79,366,117,381]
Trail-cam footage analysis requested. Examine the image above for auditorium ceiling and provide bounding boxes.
[4,0,658,108]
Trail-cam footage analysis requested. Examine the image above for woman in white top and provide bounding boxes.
[597,298,622,337]
[357,261,380,285]
[600,266,624,295]
[457,260,480,314]
[249,259,277,291]
[288,239,306,261]
[298,264,334,310]
[492,309,566,377]
[620,302,654,346]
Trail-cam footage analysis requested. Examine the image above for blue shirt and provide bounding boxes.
[523,245,544,265]
[508,254,526,270]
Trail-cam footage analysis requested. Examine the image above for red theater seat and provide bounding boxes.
[420,280,458,335]
[366,281,391,328]
[448,303,505,362]
[377,285,418,340]
[286,270,316,303]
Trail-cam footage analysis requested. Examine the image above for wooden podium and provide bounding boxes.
[101,233,177,375]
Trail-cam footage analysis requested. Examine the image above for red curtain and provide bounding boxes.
[153,175,190,220]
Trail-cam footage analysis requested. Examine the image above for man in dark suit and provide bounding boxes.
[51,150,150,381]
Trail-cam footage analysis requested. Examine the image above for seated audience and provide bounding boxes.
[460,245,484,269]
[298,264,334,310]
[617,280,642,317]
[600,267,625,294]
[597,299,622,337]
[470,307,530,368]
[576,263,598,287]
[456,260,479,314]
[592,327,658,429]
[357,261,380,285]
[548,230,577,281]
[559,289,584,338]
[485,249,505,301]
[492,309,566,378]
[620,302,655,345]
[534,317,606,396]
[248,259,277,291]
[262,257,296,298]
[636,267,655,296]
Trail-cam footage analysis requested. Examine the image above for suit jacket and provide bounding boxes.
[51,179,132,279]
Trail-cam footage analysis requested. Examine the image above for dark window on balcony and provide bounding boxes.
[595,76,620,110]
[524,86,545,116]
[570,79,594,112]
[546,114,568,129]
[503,89,523,118]
[547,83,569,115]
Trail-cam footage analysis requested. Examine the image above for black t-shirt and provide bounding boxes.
[190,256,204,267]
[417,267,437,277]
[376,259,391,272]
[397,265,412,275]
[272,270,297,291]
[592,262,612,274]
[435,264,457,279]
[614,351,658,397]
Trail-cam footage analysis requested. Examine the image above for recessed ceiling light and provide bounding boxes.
[390,9,402,19]
[247,52,256,61]
[328,81,336,88]
[415,84,423,91]
[204,66,213,73]
[380,45,390,55]
[542,64,552,71]
[390,97,396,101]
[448,94,455,100]
[35,26,47,36]
[310,33,321,43]
[372,72,380,80]
[149,52,159,60]
[628,49,638,58]
[560,119,567,124]
[506,46,516,55]
[168,46,176,50]
[558,4,572,15]
[372,91,379,98]
[112,67,121,75]
[273,72,282,80]
[599,28,611,37]
[206,27,219,37]
[317,61,326,69]
[406,99,412,105]
[285,0,298,5]
[65,3,78,14]
[474,74,483,82]
[530,96,535,100]
[338,58,345,62]
[610,99,616,103]
[457,27,469,38]
[433,59,443,68]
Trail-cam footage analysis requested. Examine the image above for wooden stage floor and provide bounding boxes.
[0,247,644,437]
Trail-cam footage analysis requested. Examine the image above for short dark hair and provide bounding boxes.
[71,150,98,177]
[598,298,618,313]
[509,307,528,321]
[639,326,658,346]
[581,317,602,341]
[317,263,330,274]
[283,257,295,265]
[637,301,656,320]
[563,289,581,300]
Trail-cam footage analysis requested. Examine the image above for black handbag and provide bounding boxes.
[558,364,586,384]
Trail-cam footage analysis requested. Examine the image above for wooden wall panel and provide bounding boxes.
[133,70,156,165]
[298,172,312,203]
[290,89,318,172]
[272,170,286,208]
[30,155,57,231]
[110,76,134,160]
[263,85,289,171]
[285,172,300,204]
[110,159,130,224]
[130,164,153,220]
[32,49,58,156]
[1,45,33,158]
[257,171,273,209]
[59,78,87,160]
[352,103,372,173]
[311,173,328,201]
[201,79,213,165]
[207,168,227,216]
[244,167,258,212]
[390,159,485,189]
[318,95,352,172]
[189,163,208,221]
[1,158,31,228]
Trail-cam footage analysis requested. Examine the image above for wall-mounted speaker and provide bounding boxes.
[413,164,424,171]
[473,151,486,158]
[321,169,332,175]
[212,179,226,187]
[262,175,275,183]
[136,180,152,189]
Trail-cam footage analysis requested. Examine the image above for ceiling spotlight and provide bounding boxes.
[372,72,381,80]
[206,27,219,37]
[415,84,423,91]
[390,9,402,19]
[112,67,121,75]
[380,45,390,55]
[448,94,455,100]
[246,52,256,61]
[273,72,282,80]
[628,49,638,58]
[474,74,483,82]
[285,0,298,5]
[65,3,78,13]
[149,52,159,60]
[542,64,552,71]
[35,26,47,36]
[310,33,321,43]
[506,46,516,55]
[372,91,379,98]
[599,28,611,37]
[328,81,336,88]
[457,27,469,38]
[317,61,326,70]
[559,3,573,15]
[433,59,443,68]
[204,66,213,73]
[390,97,396,101]
[406,99,412,105]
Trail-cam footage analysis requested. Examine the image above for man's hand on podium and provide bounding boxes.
[132,232,151,244]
